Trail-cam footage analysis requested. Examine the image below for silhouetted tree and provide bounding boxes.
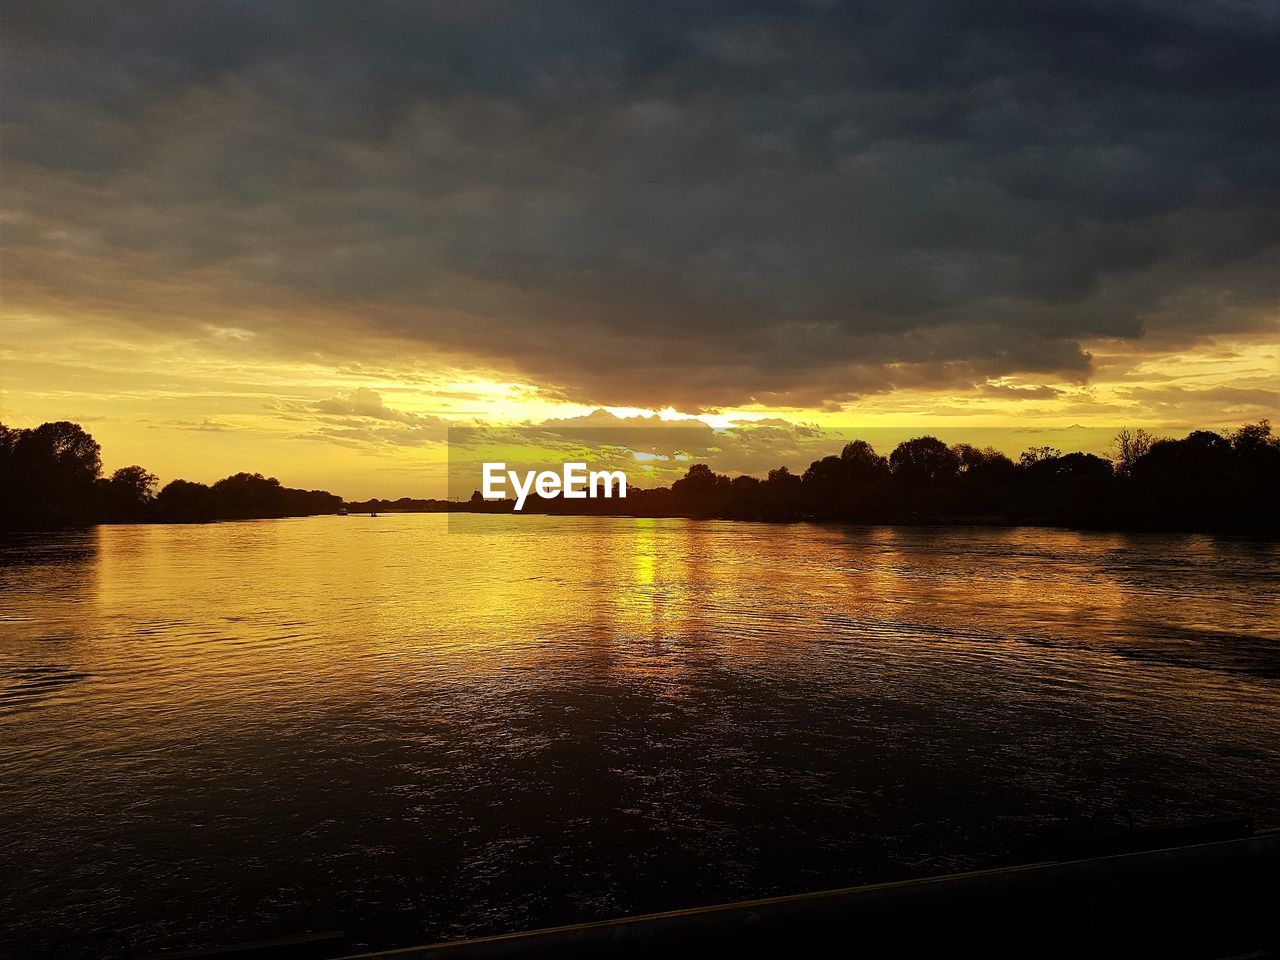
[1230,420,1280,469]
[4,417,1277,532]
[1123,422,1279,530]
[890,437,961,485]
[889,436,961,514]
[112,466,158,499]
[1019,452,1115,525]
[671,463,730,517]
[209,472,341,519]
[153,479,216,520]
[724,474,764,520]
[1019,446,1062,467]
[802,440,891,519]
[1,420,342,528]
[95,465,159,520]
[650,422,1278,531]
[1111,428,1159,477]
[0,420,102,526]
[761,466,803,520]
[952,444,1018,514]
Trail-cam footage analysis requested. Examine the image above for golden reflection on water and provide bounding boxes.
[5,514,1277,751]
[2,514,1279,956]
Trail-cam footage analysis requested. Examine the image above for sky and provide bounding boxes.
[1,0,1277,497]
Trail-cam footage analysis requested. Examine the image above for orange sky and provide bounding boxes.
[1,303,1274,498]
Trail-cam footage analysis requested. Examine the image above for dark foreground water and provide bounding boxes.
[2,515,1279,956]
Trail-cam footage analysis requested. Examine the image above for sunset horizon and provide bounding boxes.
[3,3,1278,959]
[3,2,1275,498]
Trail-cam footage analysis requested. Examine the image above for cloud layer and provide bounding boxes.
[3,0,1277,410]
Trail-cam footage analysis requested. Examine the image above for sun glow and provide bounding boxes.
[2,304,1275,501]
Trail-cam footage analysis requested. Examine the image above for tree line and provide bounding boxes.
[3,418,1277,532]
[511,422,1280,532]
[0,421,341,529]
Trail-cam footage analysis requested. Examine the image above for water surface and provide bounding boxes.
[2,515,1278,955]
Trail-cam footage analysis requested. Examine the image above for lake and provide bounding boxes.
[2,515,1279,956]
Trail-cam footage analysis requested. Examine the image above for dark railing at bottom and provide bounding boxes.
[61,824,1280,960]
[342,827,1279,960]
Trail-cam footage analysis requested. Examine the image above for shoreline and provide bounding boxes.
[6,509,1275,539]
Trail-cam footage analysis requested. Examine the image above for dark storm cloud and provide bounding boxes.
[3,0,1277,407]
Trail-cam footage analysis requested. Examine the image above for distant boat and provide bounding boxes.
[337,507,348,516]
[370,511,378,517]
